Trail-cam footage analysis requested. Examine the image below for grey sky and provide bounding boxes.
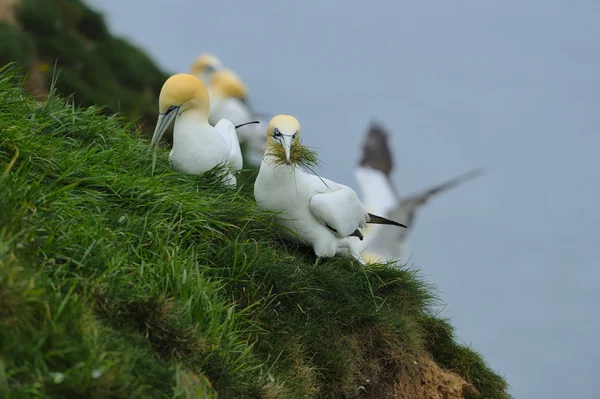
[87,1,599,397]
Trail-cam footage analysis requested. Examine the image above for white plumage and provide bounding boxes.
[150,73,243,187]
[214,118,243,172]
[255,115,406,261]
[256,164,368,259]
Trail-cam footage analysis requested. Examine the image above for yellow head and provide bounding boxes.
[209,69,248,100]
[266,115,300,163]
[189,53,223,80]
[151,74,210,148]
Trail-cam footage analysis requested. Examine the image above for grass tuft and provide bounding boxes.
[265,140,320,171]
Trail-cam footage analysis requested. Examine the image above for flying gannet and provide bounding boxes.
[254,115,407,263]
[208,69,266,166]
[150,73,243,186]
[189,53,223,85]
[354,121,484,263]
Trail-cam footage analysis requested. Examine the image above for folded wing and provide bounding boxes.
[214,118,243,171]
[309,186,369,238]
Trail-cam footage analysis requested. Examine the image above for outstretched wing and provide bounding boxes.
[309,185,369,238]
[363,168,485,260]
[395,168,485,227]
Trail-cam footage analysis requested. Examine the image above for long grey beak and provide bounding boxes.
[150,108,178,149]
[281,135,294,163]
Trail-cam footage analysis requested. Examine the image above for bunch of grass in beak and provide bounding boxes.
[266,139,321,170]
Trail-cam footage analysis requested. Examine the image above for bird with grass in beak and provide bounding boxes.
[150,73,245,187]
[254,115,408,264]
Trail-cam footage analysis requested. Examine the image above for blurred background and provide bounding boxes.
[2,0,598,397]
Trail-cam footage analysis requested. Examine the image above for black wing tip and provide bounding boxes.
[367,213,407,228]
[366,119,388,136]
[359,120,394,175]
[435,167,487,193]
[328,224,366,240]
[463,167,486,180]
[349,229,364,241]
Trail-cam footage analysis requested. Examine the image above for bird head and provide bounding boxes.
[189,53,223,81]
[209,69,248,101]
[151,74,210,148]
[267,115,300,164]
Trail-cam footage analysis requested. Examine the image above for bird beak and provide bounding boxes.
[150,107,179,149]
[282,135,294,163]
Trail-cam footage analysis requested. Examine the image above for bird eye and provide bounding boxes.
[167,105,177,113]
[273,128,282,137]
[292,133,297,139]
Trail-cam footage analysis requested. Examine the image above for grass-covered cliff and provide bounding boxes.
[0,0,167,134]
[0,68,510,398]
[0,1,510,397]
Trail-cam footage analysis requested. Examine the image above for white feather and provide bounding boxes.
[255,158,367,260]
[170,112,240,187]
[209,97,266,165]
[214,119,243,172]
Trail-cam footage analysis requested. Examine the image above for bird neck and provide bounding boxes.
[199,70,212,83]
[208,91,223,112]
[177,107,209,124]
[208,88,226,101]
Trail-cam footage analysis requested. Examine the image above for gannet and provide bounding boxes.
[254,115,407,262]
[150,73,243,186]
[208,69,266,166]
[189,53,223,85]
[354,121,484,263]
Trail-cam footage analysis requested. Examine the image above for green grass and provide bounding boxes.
[0,68,510,398]
[265,139,320,170]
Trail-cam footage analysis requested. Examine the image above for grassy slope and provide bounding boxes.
[0,0,167,135]
[0,70,509,398]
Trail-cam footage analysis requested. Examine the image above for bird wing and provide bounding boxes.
[355,122,399,215]
[358,121,395,177]
[309,181,369,238]
[355,121,485,260]
[394,168,485,227]
[361,168,484,260]
[214,119,243,171]
[209,99,258,142]
[354,166,398,216]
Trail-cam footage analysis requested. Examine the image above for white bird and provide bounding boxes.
[189,53,223,86]
[150,73,243,186]
[207,69,267,166]
[354,122,484,264]
[254,115,407,263]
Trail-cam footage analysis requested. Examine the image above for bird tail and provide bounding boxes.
[367,213,407,228]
